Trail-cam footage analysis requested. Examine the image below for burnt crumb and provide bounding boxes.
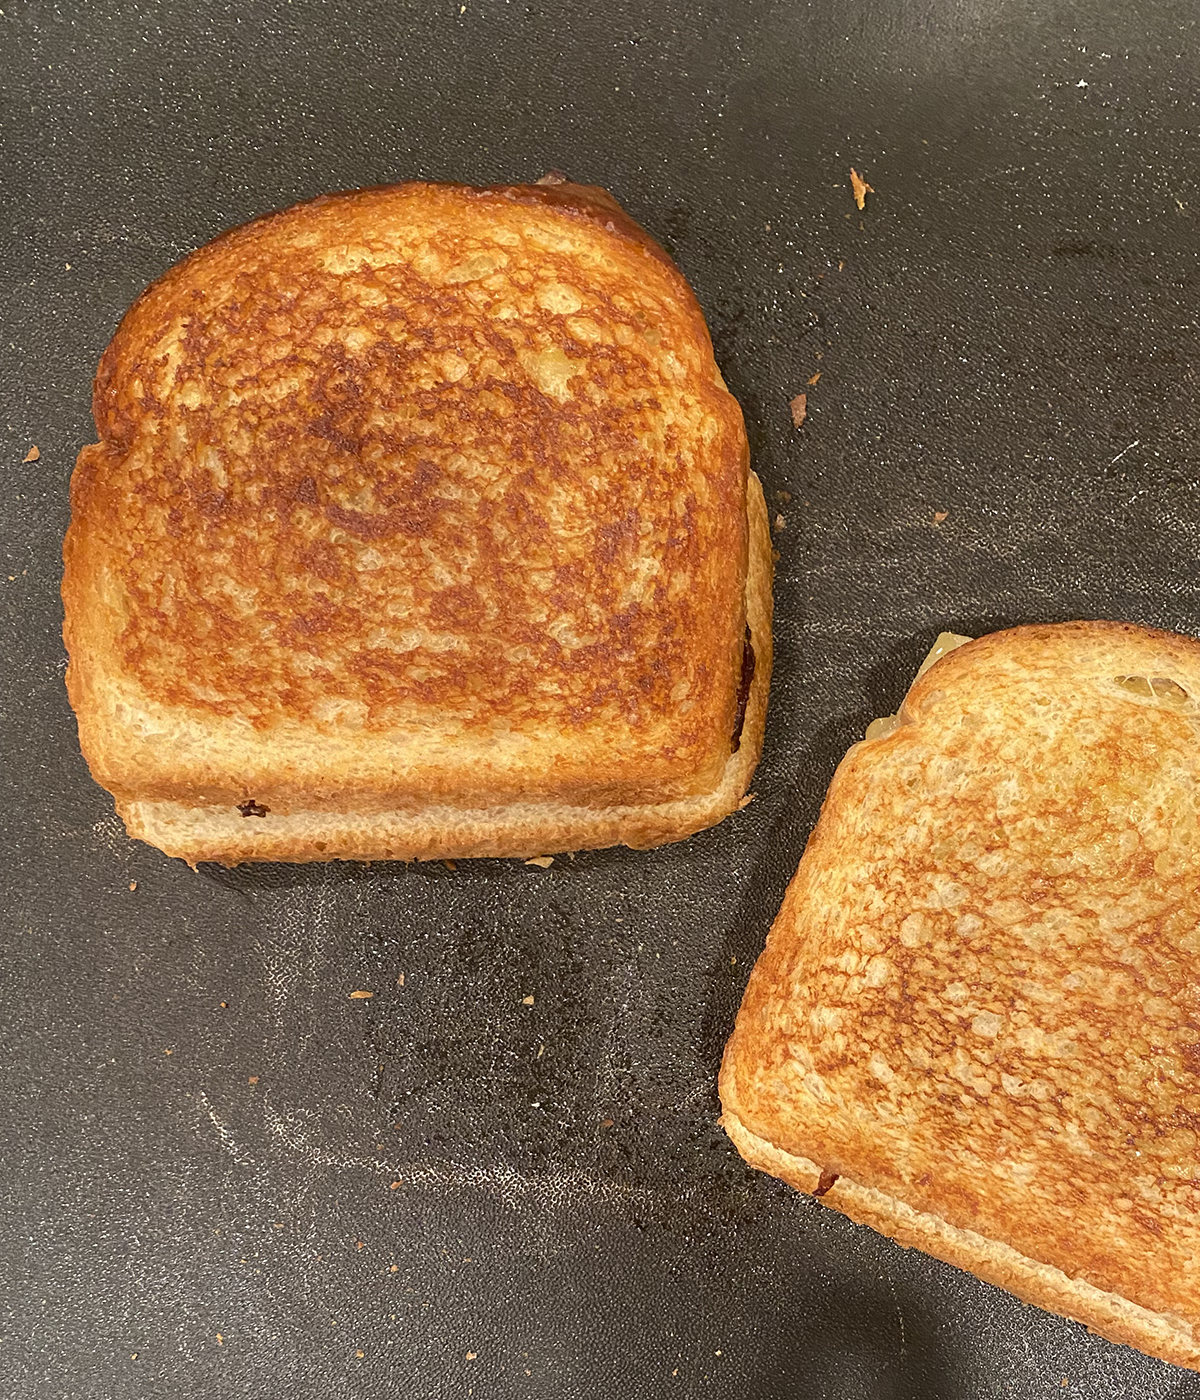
[730,627,756,753]
[814,1169,839,1197]
[237,799,269,818]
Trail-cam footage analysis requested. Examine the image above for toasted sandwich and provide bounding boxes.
[721,622,1200,1370]
[62,179,771,865]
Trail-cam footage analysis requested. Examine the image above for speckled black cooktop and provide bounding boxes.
[4,2,1200,1396]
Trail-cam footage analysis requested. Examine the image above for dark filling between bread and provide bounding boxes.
[730,626,756,754]
[814,1170,839,1197]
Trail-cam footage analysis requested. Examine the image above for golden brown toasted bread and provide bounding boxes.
[721,621,1200,1370]
[63,180,771,863]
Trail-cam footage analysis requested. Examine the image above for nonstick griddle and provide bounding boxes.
[4,2,1200,1396]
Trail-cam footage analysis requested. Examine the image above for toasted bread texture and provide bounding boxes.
[63,180,770,863]
[721,621,1200,1370]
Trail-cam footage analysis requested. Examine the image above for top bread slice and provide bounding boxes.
[62,179,771,864]
[721,621,1200,1370]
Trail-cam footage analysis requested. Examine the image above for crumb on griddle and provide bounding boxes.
[850,168,874,210]
[23,445,39,462]
[789,393,807,429]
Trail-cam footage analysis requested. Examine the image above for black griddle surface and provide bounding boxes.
[4,2,1200,1396]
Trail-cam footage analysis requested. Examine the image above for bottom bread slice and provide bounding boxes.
[120,743,759,866]
[721,1107,1200,1370]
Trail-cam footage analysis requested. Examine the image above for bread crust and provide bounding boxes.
[63,180,770,859]
[721,621,1200,1371]
[720,1106,1200,1370]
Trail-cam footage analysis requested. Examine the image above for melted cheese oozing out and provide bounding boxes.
[864,632,974,741]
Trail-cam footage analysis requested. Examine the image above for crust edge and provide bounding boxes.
[719,1105,1200,1371]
